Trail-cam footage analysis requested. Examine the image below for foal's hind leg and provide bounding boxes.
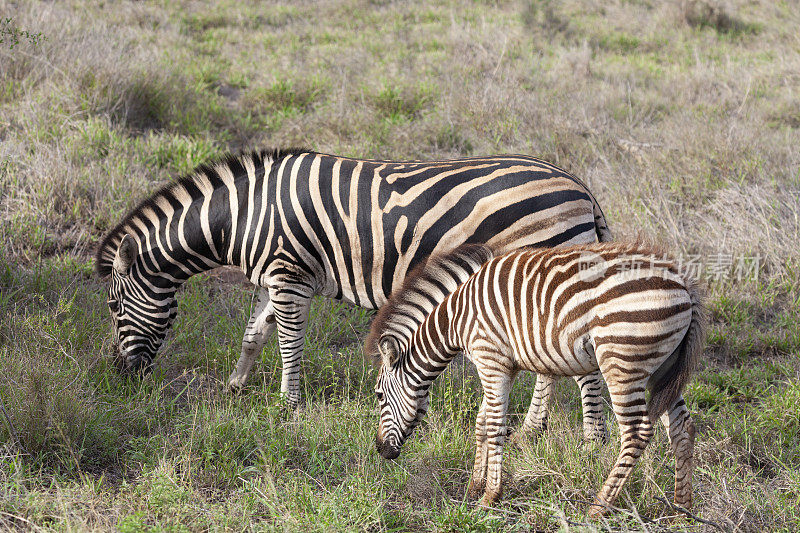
[660,396,696,509]
[468,396,489,499]
[589,373,653,517]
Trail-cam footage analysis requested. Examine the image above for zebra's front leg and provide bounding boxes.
[512,373,555,444]
[576,371,609,444]
[269,283,313,409]
[477,371,513,508]
[228,288,276,391]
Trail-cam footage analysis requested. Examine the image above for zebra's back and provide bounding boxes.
[263,151,607,309]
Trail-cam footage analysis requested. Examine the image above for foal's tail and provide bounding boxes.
[647,278,706,421]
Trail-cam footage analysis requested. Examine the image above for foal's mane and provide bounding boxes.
[364,243,495,364]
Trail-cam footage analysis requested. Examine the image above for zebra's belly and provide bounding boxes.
[514,335,599,377]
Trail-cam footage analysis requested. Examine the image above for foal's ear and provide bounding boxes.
[379,335,400,368]
[113,234,136,275]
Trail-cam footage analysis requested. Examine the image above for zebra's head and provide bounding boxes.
[374,335,430,460]
[106,234,178,374]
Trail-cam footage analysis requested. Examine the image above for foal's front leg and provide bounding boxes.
[475,369,513,508]
[467,396,489,499]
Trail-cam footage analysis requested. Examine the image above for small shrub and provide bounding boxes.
[371,84,435,123]
[432,125,474,155]
[243,78,327,117]
[679,0,759,35]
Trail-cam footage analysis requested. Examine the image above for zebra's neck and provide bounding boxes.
[406,299,464,384]
[128,200,225,286]
[98,152,304,289]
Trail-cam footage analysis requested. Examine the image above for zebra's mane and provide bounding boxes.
[364,243,496,364]
[95,147,311,278]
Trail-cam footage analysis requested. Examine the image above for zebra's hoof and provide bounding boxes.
[673,496,693,512]
[226,371,250,392]
[226,383,245,395]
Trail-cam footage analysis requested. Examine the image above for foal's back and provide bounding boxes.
[454,242,693,377]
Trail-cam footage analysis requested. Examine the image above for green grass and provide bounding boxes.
[2,0,800,530]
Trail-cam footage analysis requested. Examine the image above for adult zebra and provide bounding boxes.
[96,148,611,413]
[371,243,705,514]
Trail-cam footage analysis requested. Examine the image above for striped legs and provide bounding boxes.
[468,396,489,499]
[516,374,555,439]
[468,355,513,507]
[589,372,653,517]
[660,397,695,509]
[228,288,275,390]
[576,371,609,443]
[515,371,608,444]
[269,280,314,408]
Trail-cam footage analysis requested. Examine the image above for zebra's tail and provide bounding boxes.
[647,278,706,421]
[591,195,613,243]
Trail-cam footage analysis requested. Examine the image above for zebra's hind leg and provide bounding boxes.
[228,288,276,391]
[511,374,555,445]
[589,374,653,517]
[659,396,696,510]
[269,281,314,409]
[576,371,609,444]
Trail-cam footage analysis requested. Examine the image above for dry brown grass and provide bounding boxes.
[1,0,799,530]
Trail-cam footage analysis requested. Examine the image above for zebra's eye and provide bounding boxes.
[376,391,384,402]
[107,299,119,313]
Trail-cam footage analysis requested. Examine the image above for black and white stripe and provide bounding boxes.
[97,148,612,408]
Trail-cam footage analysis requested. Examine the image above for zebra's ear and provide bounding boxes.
[379,336,400,368]
[113,234,136,274]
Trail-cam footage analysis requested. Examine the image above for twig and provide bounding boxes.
[0,510,46,533]
[0,392,21,453]
[653,496,726,531]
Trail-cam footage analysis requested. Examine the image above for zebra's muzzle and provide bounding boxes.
[126,352,153,374]
[113,347,153,375]
[375,435,401,460]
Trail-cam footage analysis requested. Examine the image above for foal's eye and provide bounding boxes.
[107,299,119,313]
[376,392,384,402]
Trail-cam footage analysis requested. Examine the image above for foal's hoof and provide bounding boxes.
[672,497,693,513]
[587,497,611,518]
[477,490,501,510]
[467,479,486,500]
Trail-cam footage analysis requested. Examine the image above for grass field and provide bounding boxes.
[2,0,800,530]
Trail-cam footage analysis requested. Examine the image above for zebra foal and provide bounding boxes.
[370,242,705,515]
